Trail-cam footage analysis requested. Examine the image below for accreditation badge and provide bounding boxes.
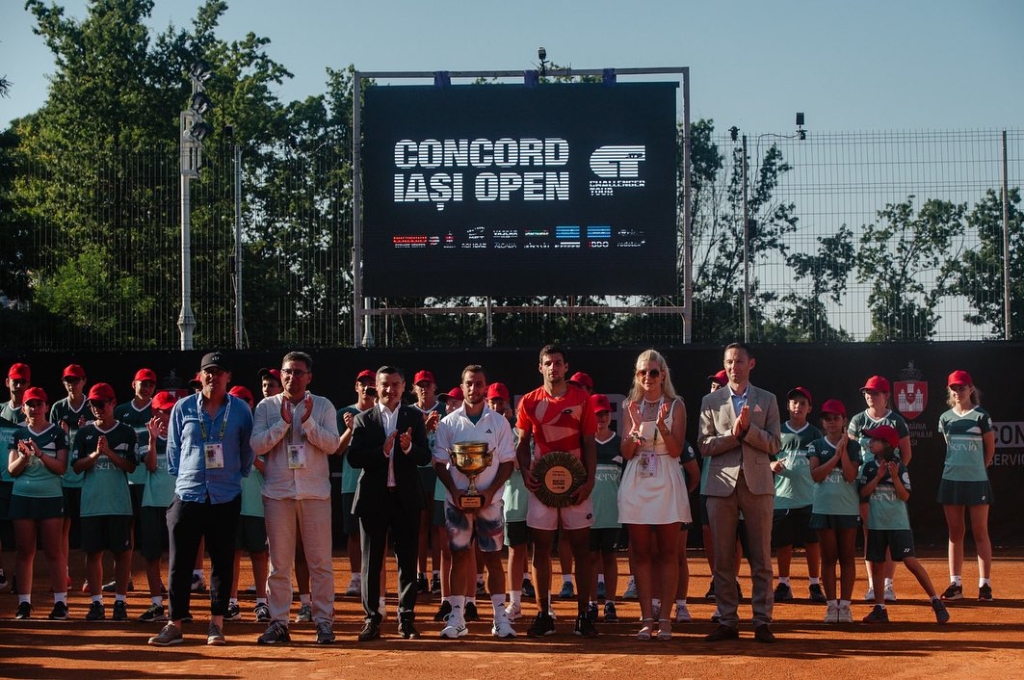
[638,451,659,478]
[287,444,307,469]
[204,442,225,469]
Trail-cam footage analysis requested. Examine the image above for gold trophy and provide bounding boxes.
[448,441,494,509]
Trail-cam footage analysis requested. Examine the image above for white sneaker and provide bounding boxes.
[837,602,853,623]
[441,617,468,638]
[505,602,522,622]
[674,603,692,623]
[883,584,897,602]
[864,587,875,602]
[492,618,517,638]
[823,601,838,623]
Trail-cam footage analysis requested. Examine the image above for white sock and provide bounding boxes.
[115,594,126,603]
[598,574,605,584]
[884,578,894,588]
[562,574,573,584]
[979,577,990,587]
[809,577,821,585]
[675,599,686,607]
[449,595,465,621]
[778,576,790,586]
[952,575,962,586]
[19,595,30,604]
[152,596,162,606]
[92,595,103,604]
[510,590,521,606]
[491,594,506,619]
[256,597,267,605]
[193,569,204,579]
[54,593,67,604]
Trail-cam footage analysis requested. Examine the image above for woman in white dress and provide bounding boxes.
[618,349,691,641]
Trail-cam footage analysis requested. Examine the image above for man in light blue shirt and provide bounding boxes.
[148,352,254,647]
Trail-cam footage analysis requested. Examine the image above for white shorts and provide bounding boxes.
[525,490,594,531]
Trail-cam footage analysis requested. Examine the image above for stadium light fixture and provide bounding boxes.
[190,91,213,116]
[189,60,214,83]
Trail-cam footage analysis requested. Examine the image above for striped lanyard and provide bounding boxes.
[198,396,232,443]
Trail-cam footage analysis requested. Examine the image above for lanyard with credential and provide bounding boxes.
[198,396,232,443]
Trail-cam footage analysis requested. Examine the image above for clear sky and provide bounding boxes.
[1,0,1023,133]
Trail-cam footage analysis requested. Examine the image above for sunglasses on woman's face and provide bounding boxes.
[636,368,661,378]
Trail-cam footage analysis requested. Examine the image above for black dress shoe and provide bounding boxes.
[398,618,420,639]
[433,600,453,622]
[753,624,777,644]
[358,617,381,642]
[705,624,740,642]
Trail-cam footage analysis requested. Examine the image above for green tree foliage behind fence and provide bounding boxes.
[0,1,1021,350]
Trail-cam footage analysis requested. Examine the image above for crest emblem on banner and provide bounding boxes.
[894,362,927,421]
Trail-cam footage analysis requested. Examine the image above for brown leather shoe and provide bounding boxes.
[704,624,740,642]
[753,624,777,643]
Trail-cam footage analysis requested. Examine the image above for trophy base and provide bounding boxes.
[458,494,484,509]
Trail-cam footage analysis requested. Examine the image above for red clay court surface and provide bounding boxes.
[1,549,1022,679]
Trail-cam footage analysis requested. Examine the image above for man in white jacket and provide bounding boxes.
[250,351,340,646]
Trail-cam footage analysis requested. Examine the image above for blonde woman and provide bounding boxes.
[618,350,690,641]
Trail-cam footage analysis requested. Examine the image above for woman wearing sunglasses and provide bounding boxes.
[618,350,690,641]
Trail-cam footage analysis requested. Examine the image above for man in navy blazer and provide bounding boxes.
[348,366,431,641]
[699,343,781,643]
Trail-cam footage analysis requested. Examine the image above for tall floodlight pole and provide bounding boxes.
[1002,130,1012,340]
[741,134,750,344]
[178,62,214,350]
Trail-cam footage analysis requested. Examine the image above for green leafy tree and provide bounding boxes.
[685,121,800,343]
[945,188,1023,339]
[776,225,856,342]
[856,196,966,341]
[7,0,294,349]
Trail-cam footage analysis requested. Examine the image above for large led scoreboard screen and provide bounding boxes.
[361,82,678,297]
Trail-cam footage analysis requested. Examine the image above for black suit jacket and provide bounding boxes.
[348,404,431,517]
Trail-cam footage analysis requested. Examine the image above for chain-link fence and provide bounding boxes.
[2,129,1020,351]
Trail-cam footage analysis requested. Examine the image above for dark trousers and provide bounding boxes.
[359,498,419,621]
[166,494,241,621]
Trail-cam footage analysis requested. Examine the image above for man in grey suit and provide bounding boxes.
[699,343,781,643]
